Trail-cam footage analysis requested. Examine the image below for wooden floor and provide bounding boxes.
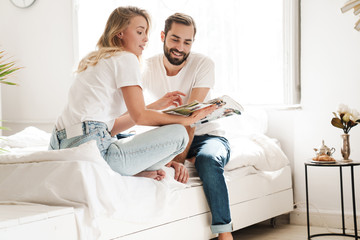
[230,223,358,240]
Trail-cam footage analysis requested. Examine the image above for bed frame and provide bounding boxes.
[98,166,293,240]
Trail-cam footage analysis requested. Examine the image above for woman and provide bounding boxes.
[49,6,215,181]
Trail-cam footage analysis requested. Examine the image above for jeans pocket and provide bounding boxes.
[90,128,112,158]
[49,129,60,150]
[57,123,113,158]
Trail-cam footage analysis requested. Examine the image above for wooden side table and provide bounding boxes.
[304,161,360,239]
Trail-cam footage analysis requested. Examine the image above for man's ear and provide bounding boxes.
[161,31,165,42]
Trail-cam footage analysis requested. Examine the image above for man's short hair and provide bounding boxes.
[164,13,197,38]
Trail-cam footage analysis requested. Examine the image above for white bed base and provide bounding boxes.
[98,166,294,240]
[0,205,77,240]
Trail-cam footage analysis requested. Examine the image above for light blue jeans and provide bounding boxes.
[188,134,232,234]
[49,121,189,176]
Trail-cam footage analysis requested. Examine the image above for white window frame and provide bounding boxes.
[284,0,300,105]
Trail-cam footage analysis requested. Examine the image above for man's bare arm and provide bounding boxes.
[171,126,195,163]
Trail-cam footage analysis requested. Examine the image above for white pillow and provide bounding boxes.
[250,134,289,171]
[0,126,51,148]
[0,140,107,167]
[224,134,289,172]
[225,137,266,171]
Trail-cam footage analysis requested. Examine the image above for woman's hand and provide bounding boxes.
[147,91,186,110]
[184,104,218,126]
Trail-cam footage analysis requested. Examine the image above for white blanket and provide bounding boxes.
[0,140,185,239]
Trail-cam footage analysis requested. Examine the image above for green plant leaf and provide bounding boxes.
[0,50,21,85]
[0,62,15,71]
[0,50,20,135]
[0,148,9,153]
[331,117,344,129]
[0,80,17,85]
[0,68,20,78]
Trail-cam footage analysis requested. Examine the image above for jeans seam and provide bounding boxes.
[107,139,183,157]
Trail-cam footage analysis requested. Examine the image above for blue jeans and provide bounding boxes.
[49,121,189,176]
[188,134,232,234]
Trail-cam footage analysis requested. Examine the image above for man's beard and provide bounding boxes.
[163,44,190,66]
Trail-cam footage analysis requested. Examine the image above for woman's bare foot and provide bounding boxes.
[218,232,233,240]
[134,169,166,181]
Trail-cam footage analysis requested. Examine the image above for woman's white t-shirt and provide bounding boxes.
[56,51,141,131]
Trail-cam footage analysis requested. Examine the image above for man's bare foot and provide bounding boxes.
[218,232,233,240]
[134,169,166,181]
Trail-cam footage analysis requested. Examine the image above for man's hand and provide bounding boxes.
[166,161,189,183]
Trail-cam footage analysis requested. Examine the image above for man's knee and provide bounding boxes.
[195,153,225,177]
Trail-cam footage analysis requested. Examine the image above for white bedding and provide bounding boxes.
[0,140,186,239]
[0,122,289,240]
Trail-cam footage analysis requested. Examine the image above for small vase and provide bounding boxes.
[341,133,351,161]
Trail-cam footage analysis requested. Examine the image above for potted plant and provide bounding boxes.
[331,104,360,161]
[0,50,21,152]
[0,50,20,85]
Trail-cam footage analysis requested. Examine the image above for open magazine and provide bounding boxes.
[163,95,244,127]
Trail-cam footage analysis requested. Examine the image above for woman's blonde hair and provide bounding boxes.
[77,6,151,72]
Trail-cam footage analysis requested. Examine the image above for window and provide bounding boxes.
[75,0,300,105]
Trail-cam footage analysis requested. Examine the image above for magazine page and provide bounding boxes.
[163,101,214,116]
[163,95,244,126]
[191,95,244,127]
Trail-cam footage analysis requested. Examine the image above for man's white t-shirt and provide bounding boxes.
[56,51,142,131]
[142,52,224,136]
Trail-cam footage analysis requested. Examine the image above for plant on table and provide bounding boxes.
[331,104,360,133]
[331,103,360,160]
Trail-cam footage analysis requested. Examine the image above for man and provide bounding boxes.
[142,13,233,240]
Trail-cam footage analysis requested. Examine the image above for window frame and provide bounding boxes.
[284,0,301,105]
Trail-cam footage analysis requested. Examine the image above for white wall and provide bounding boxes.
[1,0,360,228]
[266,0,360,228]
[0,0,75,134]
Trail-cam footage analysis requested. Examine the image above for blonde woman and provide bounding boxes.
[49,6,216,181]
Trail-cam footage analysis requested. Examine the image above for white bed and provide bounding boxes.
[0,109,293,240]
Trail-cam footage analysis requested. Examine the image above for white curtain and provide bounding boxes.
[77,0,287,105]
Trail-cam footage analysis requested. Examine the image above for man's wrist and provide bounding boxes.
[172,154,186,164]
